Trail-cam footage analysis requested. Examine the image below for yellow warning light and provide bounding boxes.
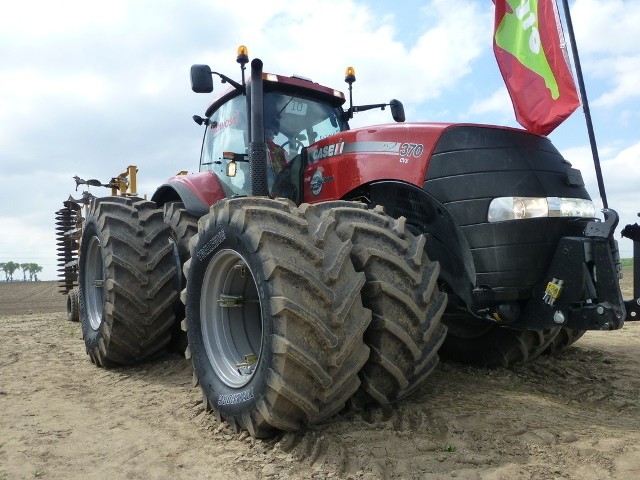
[237,45,249,65]
[345,66,356,84]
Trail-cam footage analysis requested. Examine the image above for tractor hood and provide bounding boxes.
[303,122,535,201]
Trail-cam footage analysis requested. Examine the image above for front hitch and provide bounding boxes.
[514,209,626,331]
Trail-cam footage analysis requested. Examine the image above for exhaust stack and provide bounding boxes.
[249,58,268,196]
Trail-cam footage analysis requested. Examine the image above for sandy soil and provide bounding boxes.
[1,276,639,480]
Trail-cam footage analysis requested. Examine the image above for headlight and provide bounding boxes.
[488,197,595,223]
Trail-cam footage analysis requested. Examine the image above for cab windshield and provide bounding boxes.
[264,91,348,159]
[200,91,347,196]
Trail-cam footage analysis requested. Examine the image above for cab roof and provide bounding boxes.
[204,72,346,118]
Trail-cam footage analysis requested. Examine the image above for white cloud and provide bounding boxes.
[598,142,640,195]
[466,87,513,118]
[0,0,127,37]
[561,142,640,257]
[409,0,492,99]
[569,1,640,111]
[572,0,640,55]
[591,55,640,108]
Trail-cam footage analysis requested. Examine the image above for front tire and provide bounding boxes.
[304,202,447,408]
[184,197,370,437]
[543,327,586,354]
[78,196,179,367]
[438,311,560,368]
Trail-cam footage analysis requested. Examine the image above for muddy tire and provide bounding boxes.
[543,328,586,354]
[163,201,199,262]
[66,287,80,322]
[305,202,447,408]
[183,197,370,437]
[79,196,179,367]
[163,201,199,353]
[438,313,560,368]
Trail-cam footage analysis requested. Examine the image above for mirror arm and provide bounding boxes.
[345,102,389,119]
[351,103,388,114]
[211,71,246,93]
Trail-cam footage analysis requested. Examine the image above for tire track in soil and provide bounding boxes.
[2,280,640,479]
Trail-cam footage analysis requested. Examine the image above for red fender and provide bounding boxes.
[152,171,228,216]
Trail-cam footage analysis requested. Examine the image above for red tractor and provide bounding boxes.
[69,47,625,438]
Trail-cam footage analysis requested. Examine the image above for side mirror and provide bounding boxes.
[390,99,405,123]
[191,64,214,93]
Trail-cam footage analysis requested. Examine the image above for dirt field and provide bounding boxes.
[1,276,639,480]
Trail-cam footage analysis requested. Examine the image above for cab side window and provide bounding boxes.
[200,95,249,195]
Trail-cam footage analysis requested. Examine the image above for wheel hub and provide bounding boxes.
[200,249,263,388]
[84,235,105,331]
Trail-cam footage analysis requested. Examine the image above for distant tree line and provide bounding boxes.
[619,258,634,269]
[0,262,43,281]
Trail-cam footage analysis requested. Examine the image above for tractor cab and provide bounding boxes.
[195,69,349,201]
[191,47,404,203]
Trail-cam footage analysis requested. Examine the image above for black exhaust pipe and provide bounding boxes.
[249,58,268,196]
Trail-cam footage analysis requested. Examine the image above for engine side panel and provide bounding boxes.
[302,123,451,202]
[424,125,590,289]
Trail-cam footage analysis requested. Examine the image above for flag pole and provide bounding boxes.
[559,0,608,209]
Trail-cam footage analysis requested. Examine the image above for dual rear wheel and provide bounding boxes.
[77,196,447,436]
[78,197,179,367]
[183,198,448,436]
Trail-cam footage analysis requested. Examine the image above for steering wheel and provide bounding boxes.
[271,162,297,201]
[280,137,305,153]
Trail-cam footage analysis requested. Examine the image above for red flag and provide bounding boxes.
[493,0,580,136]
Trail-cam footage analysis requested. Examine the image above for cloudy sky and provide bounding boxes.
[1,0,638,283]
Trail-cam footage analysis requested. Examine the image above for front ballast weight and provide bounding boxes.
[516,209,626,331]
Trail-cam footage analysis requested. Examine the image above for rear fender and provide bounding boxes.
[151,172,228,216]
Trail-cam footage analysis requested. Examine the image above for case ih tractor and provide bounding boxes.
[56,47,626,438]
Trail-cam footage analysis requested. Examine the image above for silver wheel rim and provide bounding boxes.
[85,235,105,331]
[201,249,263,388]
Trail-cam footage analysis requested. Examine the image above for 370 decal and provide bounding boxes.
[399,143,424,157]
[399,142,424,164]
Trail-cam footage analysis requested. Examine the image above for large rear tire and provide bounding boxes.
[78,196,179,367]
[163,201,199,262]
[438,312,560,368]
[163,201,199,353]
[304,202,447,408]
[183,197,370,437]
[66,287,80,322]
[543,327,586,354]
